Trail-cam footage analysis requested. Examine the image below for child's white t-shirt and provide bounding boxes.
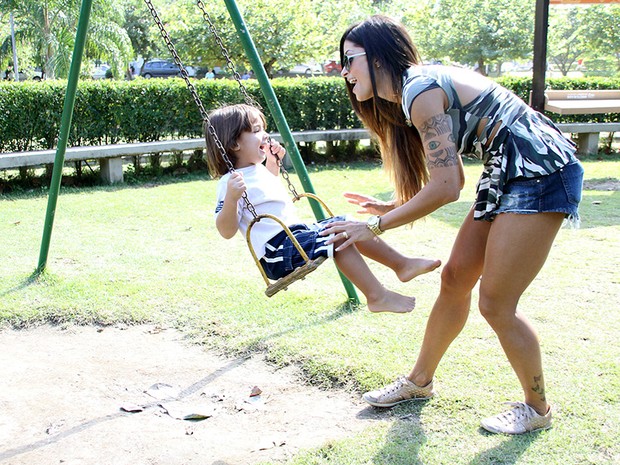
[215,163,301,258]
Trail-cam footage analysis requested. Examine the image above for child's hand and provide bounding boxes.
[227,171,246,200]
[268,139,286,161]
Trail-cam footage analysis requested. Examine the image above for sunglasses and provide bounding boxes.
[342,52,366,71]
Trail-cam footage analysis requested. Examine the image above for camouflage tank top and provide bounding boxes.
[402,66,576,221]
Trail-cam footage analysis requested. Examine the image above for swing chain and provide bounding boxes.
[277,157,300,199]
[142,0,259,220]
[143,0,208,120]
[195,0,259,108]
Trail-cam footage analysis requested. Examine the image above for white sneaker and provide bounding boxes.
[362,376,434,408]
[481,402,552,434]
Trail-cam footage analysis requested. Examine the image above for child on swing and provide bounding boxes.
[205,104,440,313]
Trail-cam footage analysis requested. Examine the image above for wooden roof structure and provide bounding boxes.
[531,0,619,111]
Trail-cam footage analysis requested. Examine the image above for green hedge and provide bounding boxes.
[1,76,618,153]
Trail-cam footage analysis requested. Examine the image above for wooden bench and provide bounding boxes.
[0,129,372,184]
[2,121,617,184]
[543,90,620,115]
[557,122,620,155]
[540,90,620,155]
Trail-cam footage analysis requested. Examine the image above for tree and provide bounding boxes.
[146,0,375,77]
[580,4,620,73]
[401,0,534,75]
[122,0,162,63]
[0,0,131,79]
[547,6,587,76]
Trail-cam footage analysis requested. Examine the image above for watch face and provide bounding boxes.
[367,215,382,234]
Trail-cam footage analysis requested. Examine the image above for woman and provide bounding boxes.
[321,15,583,434]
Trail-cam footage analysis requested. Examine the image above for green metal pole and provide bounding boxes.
[222,0,359,304]
[36,0,93,274]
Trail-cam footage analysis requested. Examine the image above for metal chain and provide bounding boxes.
[195,0,303,192]
[277,157,300,199]
[142,0,258,220]
[195,0,259,108]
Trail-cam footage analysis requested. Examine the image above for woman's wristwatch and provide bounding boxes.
[366,215,384,236]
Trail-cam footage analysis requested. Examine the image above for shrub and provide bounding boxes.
[1,75,618,153]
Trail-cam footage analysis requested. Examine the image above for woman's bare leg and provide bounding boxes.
[477,212,564,415]
[409,209,491,386]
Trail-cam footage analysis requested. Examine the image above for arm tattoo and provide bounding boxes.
[427,145,458,169]
[420,114,452,138]
[420,114,458,169]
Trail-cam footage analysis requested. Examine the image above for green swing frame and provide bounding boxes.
[35,0,359,303]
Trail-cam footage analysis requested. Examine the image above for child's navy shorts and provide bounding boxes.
[260,215,347,280]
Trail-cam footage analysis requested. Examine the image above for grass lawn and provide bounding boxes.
[1,154,618,464]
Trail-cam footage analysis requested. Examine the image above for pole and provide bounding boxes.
[10,13,19,82]
[222,0,359,304]
[36,0,93,273]
[531,0,550,112]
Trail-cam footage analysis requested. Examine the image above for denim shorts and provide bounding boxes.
[493,160,584,226]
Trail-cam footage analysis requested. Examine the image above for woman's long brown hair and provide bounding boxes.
[340,15,428,204]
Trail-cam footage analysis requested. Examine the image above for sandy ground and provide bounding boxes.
[0,325,382,465]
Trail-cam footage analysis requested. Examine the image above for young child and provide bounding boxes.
[205,104,440,313]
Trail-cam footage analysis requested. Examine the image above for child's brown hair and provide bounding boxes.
[204,104,267,178]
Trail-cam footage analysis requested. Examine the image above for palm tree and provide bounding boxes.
[0,0,131,79]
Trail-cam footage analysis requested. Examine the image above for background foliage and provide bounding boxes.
[0,75,619,153]
[0,0,618,80]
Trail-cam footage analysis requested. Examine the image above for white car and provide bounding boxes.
[280,63,323,77]
[92,64,111,79]
[1,68,44,81]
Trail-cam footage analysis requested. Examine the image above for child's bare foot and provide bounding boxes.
[367,290,416,314]
[396,258,441,282]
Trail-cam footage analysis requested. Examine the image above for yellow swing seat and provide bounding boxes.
[246,193,334,297]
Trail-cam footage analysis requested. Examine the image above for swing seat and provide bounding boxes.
[265,256,327,297]
[246,213,330,298]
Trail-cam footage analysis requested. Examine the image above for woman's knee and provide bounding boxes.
[478,287,517,325]
[440,259,481,294]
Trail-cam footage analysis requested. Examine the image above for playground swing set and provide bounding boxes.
[36,0,359,303]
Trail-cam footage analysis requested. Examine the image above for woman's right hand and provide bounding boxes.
[344,192,396,215]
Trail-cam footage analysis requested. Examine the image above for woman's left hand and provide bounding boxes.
[320,220,375,251]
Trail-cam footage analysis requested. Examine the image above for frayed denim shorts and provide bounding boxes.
[493,160,584,227]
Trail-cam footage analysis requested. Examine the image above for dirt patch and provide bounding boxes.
[583,179,620,191]
[0,325,381,465]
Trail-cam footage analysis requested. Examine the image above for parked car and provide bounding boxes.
[140,59,196,79]
[323,60,342,76]
[275,63,323,77]
[140,59,179,79]
[91,64,111,79]
[1,67,44,81]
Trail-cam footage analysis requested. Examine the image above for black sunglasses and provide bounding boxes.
[342,52,366,71]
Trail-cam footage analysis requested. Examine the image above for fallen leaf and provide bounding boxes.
[120,404,144,413]
[160,401,216,420]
